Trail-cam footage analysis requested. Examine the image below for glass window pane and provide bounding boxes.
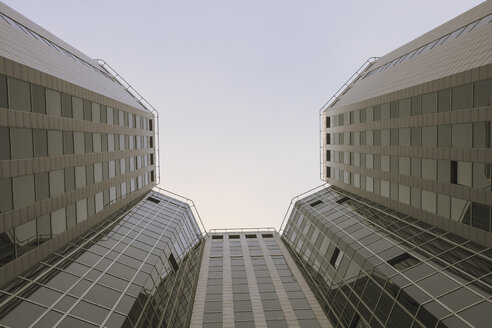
[399,128,410,146]
[72,97,83,120]
[49,169,65,196]
[438,89,451,112]
[422,92,437,114]
[473,122,490,148]
[422,126,437,147]
[0,127,10,160]
[452,123,472,148]
[46,89,61,117]
[452,83,472,110]
[474,79,491,107]
[13,175,35,208]
[422,190,436,213]
[91,103,100,123]
[8,77,31,111]
[422,159,437,180]
[0,178,13,213]
[11,128,33,159]
[47,130,63,156]
[457,162,472,186]
[32,84,46,114]
[438,125,451,147]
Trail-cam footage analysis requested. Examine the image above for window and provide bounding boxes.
[474,79,491,107]
[46,89,61,117]
[330,247,342,269]
[8,78,31,111]
[212,235,223,239]
[32,84,46,114]
[452,123,472,148]
[438,89,451,112]
[422,126,437,147]
[72,97,83,120]
[13,175,35,208]
[438,125,451,147]
[388,252,419,270]
[147,196,160,204]
[422,190,436,213]
[10,128,33,159]
[309,200,323,207]
[422,92,437,114]
[47,131,63,156]
[91,103,100,123]
[452,83,472,110]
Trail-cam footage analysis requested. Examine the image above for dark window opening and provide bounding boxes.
[326,133,330,145]
[388,252,420,271]
[330,247,341,269]
[326,167,331,178]
[349,313,361,328]
[169,253,179,272]
[245,234,257,239]
[451,161,457,184]
[326,150,331,162]
[326,116,331,128]
[150,153,154,165]
[262,234,273,238]
[309,200,323,207]
[212,235,223,240]
[149,119,153,131]
[150,170,155,182]
[149,136,153,148]
[147,196,160,204]
[229,235,240,239]
[336,196,350,204]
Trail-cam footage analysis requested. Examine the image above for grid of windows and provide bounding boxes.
[200,233,324,327]
[0,192,203,327]
[324,79,492,233]
[282,187,492,328]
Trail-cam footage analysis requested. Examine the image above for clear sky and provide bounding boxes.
[3,0,484,231]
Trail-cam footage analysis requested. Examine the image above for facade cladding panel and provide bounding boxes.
[0,191,204,327]
[190,231,332,328]
[0,1,157,284]
[281,186,492,328]
[322,1,492,245]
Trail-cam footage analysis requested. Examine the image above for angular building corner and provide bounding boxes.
[281,1,492,328]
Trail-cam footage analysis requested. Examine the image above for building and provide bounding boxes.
[0,190,204,327]
[280,2,492,328]
[0,1,157,286]
[322,1,492,241]
[190,230,331,328]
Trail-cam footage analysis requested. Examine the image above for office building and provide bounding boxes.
[0,1,157,286]
[280,2,492,328]
[0,191,204,327]
[190,230,331,328]
[322,1,492,242]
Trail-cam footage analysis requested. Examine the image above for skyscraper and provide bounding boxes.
[190,230,331,328]
[281,2,492,328]
[0,1,157,285]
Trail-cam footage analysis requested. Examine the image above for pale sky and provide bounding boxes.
[3,0,484,231]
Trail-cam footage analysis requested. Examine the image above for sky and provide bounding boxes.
[3,0,484,231]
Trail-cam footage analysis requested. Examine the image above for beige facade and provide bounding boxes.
[0,4,156,285]
[322,2,492,247]
[191,231,331,328]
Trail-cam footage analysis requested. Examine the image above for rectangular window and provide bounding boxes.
[422,92,437,114]
[474,79,491,107]
[388,253,419,270]
[438,89,451,112]
[329,247,342,269]
[452,83,472,110]
[8,78,31,111]
[325,116,330,128]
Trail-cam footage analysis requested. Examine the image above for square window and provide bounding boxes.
[13,175,35,208]
[422,126,437,147]
[452,123,472,148]
[422,159,437,180]
[11,128,33,159]
[8,78,31,111]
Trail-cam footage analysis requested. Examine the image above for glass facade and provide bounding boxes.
[282,186,492,328]
[0,191,203,327]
